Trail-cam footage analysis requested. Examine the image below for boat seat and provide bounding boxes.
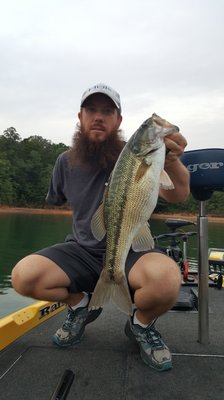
[181,148,224,200]
[181,148,224,343]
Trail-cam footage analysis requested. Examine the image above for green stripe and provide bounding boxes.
[105,148,137,280]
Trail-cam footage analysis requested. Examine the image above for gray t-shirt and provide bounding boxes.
[46,151,112,253]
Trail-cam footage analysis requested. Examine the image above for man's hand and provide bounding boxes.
[160,131,190,203]
[164,132,188,165]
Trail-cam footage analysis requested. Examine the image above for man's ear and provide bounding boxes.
[118,114,122,127]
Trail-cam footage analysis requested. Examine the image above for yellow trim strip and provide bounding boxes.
[0,301,65,351]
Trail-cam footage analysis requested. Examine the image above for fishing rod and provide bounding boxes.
[50,369,75,400]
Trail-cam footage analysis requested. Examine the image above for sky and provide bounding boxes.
[0,0,223,150]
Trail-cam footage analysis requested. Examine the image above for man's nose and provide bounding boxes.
[94,111,104,121]
[95,108,104,121]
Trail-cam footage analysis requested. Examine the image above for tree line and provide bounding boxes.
[0,127,224,215]
[0,127,68,207]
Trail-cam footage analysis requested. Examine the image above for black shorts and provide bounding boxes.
[36,236,165,297]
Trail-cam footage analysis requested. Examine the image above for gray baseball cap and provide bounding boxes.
[80,83,121,112]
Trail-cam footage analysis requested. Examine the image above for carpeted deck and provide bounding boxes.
[0,287,224,399]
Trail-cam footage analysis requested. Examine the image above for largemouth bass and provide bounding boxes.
[89,113,179,315]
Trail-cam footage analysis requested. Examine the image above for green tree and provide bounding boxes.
[0,129,69,207]
[1,127,224,213]
[0,157,14,204]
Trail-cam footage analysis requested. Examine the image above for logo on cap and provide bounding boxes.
[81,83,121,111]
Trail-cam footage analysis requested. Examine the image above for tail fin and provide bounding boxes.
[89,275,133,316]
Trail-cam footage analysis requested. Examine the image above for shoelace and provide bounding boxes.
[142,325,164,349]
[63,309,77,329]
[63,308,86,329]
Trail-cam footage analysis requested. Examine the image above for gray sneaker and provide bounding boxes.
[52,302,102,347]
[125,318,172,371]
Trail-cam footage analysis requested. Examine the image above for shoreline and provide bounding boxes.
[0,206,73,216]
[0,206,224,223]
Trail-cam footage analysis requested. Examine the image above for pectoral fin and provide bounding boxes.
[135,161,151,182]
[160,169,174,190]
[132,223,154,251]
[91,202,106,241]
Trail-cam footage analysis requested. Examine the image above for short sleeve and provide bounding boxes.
[46,153,67,205]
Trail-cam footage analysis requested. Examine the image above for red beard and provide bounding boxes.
[68,127,125,170]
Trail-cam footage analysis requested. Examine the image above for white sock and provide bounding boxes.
[133,311,151,328]
[70,292,89,310]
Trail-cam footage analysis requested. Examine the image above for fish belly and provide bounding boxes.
[89,149,162,315]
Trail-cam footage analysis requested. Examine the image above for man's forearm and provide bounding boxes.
[160,158,190,203]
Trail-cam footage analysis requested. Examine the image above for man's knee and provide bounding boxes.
[129,252,181,301]
[11,255,43,296]
[129,252,180,283]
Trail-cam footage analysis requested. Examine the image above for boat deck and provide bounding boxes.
[0,286,224,399]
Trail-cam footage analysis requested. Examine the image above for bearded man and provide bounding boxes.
[12,83,190,372]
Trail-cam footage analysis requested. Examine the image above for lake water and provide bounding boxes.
[0,212,224,318]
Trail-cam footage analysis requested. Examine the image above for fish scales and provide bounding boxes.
[106,157,148,270]
[105,148,137,281]
[89,113,179,315]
